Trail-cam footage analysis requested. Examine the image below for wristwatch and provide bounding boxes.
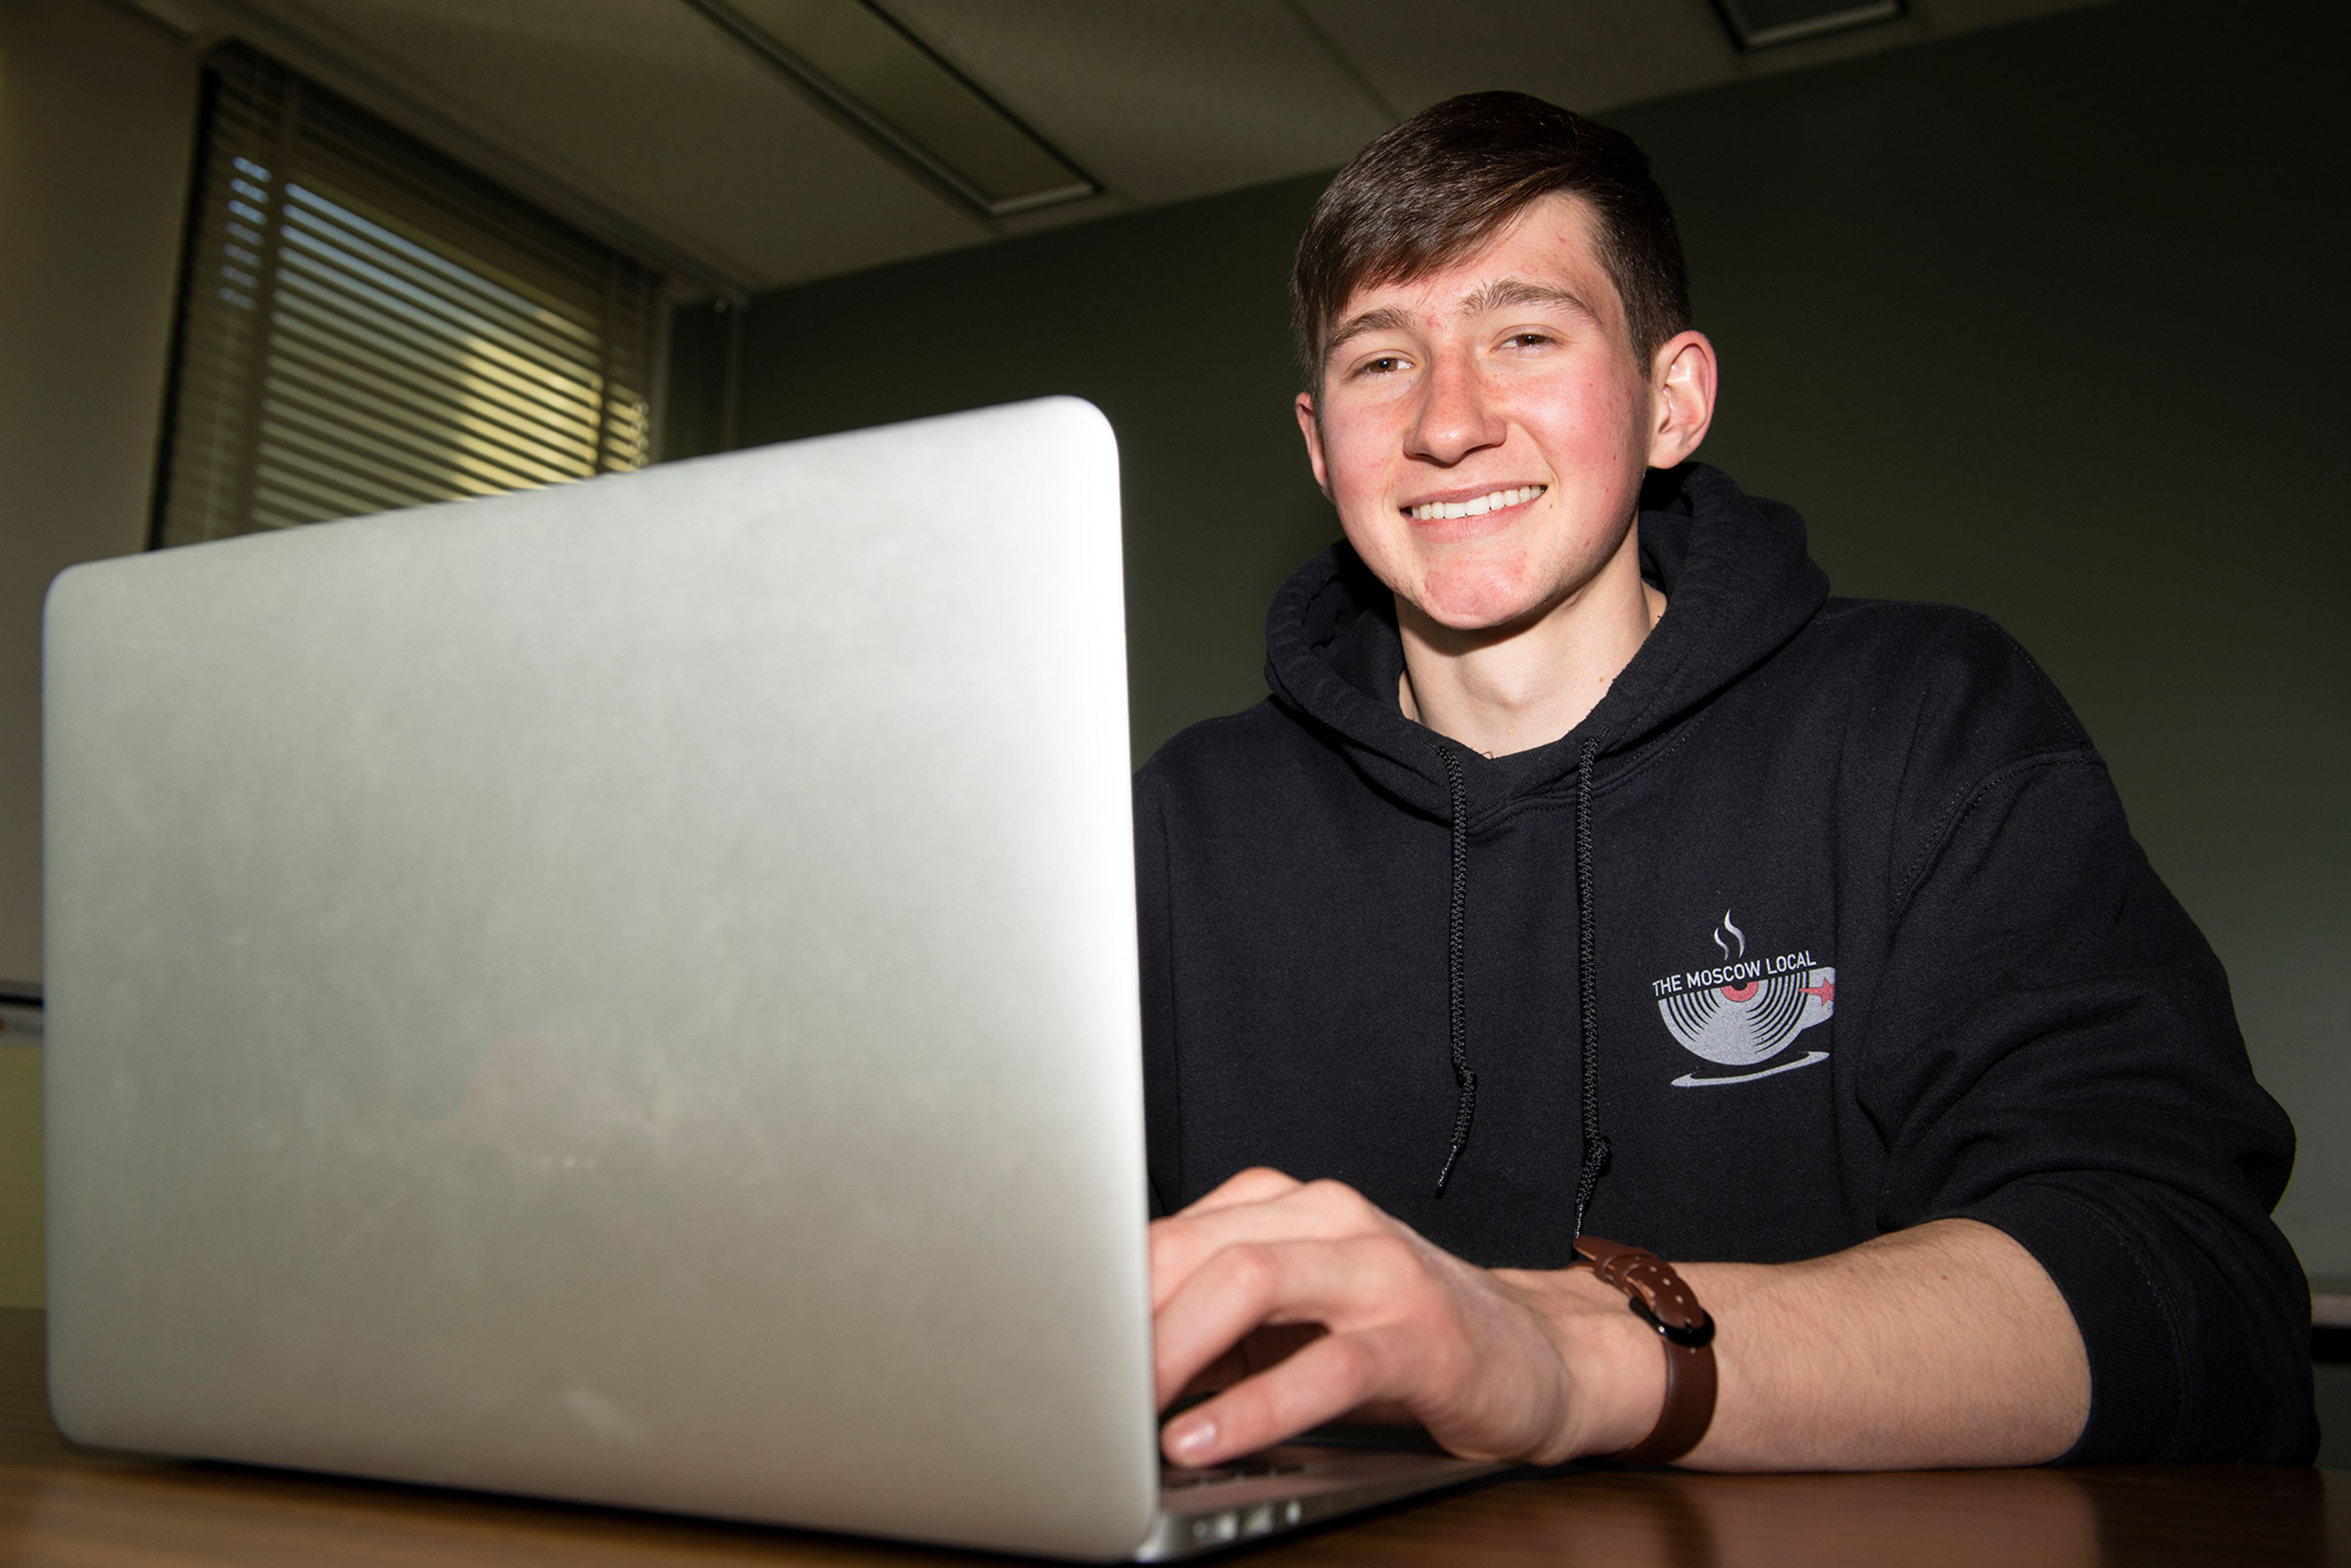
[1571,1235,1718,1465]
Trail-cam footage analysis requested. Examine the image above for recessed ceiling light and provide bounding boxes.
[1714,0,1904,49]
[683,0,1098,219]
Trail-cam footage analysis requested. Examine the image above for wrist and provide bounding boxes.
[1496,1264,1669,1463]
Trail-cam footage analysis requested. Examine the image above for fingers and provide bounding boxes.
[1171,1326,1327,1406]
[1174,1166,1302,1218]
[1162,1325,1422,1468]
[1150,1176,1389,1311]
[1153,1233,1426,1408]
[1144,1173,1583,1469]
[1233,1322,1328,1378]
[1174,1342,1253,1401]
[1155,1239,1293,1407]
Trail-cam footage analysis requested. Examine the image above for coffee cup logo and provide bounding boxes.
[1650,912,1834,1087]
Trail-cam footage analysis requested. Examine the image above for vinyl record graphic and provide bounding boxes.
[1657,966,1836,1068]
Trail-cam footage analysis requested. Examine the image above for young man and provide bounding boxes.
[1134,92,2312,1470]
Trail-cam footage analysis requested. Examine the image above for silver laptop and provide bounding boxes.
[43,397,1504,1559]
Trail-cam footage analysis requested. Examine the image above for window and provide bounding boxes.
[154,47,664,549]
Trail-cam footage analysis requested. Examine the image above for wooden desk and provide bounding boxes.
[2,1309,2339,1566]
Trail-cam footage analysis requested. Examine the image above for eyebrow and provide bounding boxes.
[1323,278,1603,362]
[1457,277,1601,324]
[1324,305,1414,356]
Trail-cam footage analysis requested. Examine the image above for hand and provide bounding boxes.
[1148,1168,1665,1468]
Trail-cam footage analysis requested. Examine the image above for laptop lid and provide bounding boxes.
[43,397,1160,1558]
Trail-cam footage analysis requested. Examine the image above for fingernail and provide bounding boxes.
[1168,1417,1216,1463]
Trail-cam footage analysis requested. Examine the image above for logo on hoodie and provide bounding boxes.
[1650,911,1834,1087]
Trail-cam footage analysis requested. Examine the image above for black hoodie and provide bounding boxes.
[1133,463,2315,1465]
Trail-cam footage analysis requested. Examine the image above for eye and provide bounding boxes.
[1354,353,1409,378]
[1502,331,1554,350]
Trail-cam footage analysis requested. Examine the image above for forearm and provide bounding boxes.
[1509,1218,2090,1469]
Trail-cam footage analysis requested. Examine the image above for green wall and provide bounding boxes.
[1613,0,2351,1274]
[0,1042,38,1307]
[668,170,1340,765]
[0,0,206,1309]
[671,0,2350,1270]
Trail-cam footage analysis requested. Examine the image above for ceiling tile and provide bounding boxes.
[1913,0,2117,36]
[882,0,1396,204]
[241,0,989,289]
[1294,0,1738,121]
[162,0,2119,294]
[1297,0,2112,122]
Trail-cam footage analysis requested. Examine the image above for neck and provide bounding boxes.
[1396,523,1663,759]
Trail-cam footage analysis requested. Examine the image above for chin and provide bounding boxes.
[1406,560,1554,633]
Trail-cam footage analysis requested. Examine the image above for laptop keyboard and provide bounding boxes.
[1160,1458,1311,1491]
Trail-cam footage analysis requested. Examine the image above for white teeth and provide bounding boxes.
[1406,484,1544,522]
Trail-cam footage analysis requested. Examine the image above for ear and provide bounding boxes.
[1294,392,1333,500]
[1646,330,1718,470]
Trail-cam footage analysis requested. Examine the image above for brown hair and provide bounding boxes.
[1291,92,1692,389]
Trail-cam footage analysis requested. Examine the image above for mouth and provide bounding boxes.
[1401,484,1546,522]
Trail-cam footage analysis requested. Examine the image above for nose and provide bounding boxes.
[1405,350,1504,467]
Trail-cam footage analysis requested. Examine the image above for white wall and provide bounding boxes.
[0,0,198,1306]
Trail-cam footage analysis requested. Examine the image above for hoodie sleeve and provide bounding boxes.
[1855,620,2314,1464]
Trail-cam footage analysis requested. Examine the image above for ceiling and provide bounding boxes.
[118,0,2112,301]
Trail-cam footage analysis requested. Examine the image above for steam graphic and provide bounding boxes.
[1713,910,1745,962]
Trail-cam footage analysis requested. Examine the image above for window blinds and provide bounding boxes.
[155,48,664,549]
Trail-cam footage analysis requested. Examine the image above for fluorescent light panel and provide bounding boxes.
[688,0,1098,217]
[1714,0,1903,48]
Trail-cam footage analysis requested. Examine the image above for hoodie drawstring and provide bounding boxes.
[1428,739,1613,1230]
[1433,745,1477,1195]
[1572,740,1611,1239]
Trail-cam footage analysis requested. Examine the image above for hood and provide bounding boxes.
[1261,463,1831,820]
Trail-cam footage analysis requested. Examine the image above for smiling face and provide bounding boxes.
[1297,194,1711,637]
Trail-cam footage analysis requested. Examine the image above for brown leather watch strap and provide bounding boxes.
[1572,1235,1717,1465]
